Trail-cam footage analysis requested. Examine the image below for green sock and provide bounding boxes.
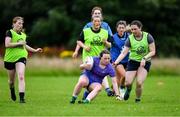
[70,96,77,104]
[72,96,77,101]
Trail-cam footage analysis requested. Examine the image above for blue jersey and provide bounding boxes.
[83,57,115,84]
[83,21,113,36]
[110,32,129,63]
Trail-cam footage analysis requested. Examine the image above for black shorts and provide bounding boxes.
[127,59,151,72]
[117,62,128,69]
[4,57,27,70]
[110,60,128,69]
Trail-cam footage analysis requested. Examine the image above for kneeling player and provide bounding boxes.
[70,50,122,104]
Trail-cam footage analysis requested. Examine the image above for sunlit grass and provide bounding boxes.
[0,76,179,116]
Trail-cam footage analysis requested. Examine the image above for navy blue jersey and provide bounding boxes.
[110,32,129,63]
[84,21,113,36]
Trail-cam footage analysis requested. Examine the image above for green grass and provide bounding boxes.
[0,75,180,116]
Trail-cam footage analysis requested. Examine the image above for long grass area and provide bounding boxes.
[1,57,180,76]
[0,75,179,116]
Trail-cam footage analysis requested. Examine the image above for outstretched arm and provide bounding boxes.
[114,46,129,65]
[25,45,43,53]
[79,56,93,70]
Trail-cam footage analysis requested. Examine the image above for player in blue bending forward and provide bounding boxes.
[70,50,122,104]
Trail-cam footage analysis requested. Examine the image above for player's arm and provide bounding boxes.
[141,34,156,66]
[114,46,129,65]
[5,31,26,48]
[77,40,91,52]
[103,35,112,48]
[141,42,156,67]
[144,38,156,60]
[5,36,26,48]
[72,44,80,58]
[77,31,91,51]
[25,45,42,53]
[77,40,85,49]
[80,56,93,70]
[145,42,156,59]
[111,76,120,96]
[103,40,111,48]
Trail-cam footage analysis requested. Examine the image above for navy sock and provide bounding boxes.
[120,85,125,89]
[82,91,89,100]
[105,88,111,93]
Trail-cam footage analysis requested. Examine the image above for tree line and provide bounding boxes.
[0,0,180,57]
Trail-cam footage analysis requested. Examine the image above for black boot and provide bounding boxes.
[135,98,141,103]
[19,92,25,103]
[124,86,132,100]
[10,87,16,101]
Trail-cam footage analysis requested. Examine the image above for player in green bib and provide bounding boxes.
[80,23,110,61]
[4,16,42,103]
[114,20,156,102]
[72,15,115,99]
[72,7,114,98]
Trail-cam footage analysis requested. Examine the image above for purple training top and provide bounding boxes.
[83,57,115,84]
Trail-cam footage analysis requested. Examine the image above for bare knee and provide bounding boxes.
[136,81,143,88]
[78,80,88,87]
[17,72,24,80]
[125,80,132,87]
[18,75,25,81]
[95,85,102,92]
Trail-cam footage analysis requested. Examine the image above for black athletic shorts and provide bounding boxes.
[110,59,128,69]
[127,59,151,72]
[4,57,27,70]
[117,62,128,69]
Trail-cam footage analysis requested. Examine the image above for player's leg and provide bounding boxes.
[82,89,90,100]
[4,62,16,101]
[7,69,16,101]
[83,82,102,103]
[124,71,136,100]
[120,77,125,97]
[102,76,113,96]
[70,75,89,104]
[135,64,150,103]
[16,62,26,103]
[116,64,126,97]
[83,76,112,98]
[124,60,139,100]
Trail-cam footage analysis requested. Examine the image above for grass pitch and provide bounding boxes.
[0,75,180,116]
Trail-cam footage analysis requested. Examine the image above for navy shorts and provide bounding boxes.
[4,57,27,70]
[80,72,102,90]
[127,59,151,72]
